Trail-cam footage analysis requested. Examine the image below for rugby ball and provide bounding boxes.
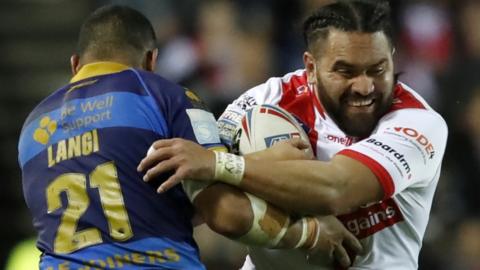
[232,104,312,155]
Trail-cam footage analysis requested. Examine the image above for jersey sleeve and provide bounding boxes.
[166,88,227,201]
[217,78,283,148]
[140,72,225,201]
[337,109,448,199]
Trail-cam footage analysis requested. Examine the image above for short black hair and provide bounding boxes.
[303,0,393,51]
[77,5,157,62]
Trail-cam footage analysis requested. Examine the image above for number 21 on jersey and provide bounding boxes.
[46,161,133,253]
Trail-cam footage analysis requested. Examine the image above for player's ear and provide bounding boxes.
[144,48,158,72]
[70,54,81,76]
[303,52,317,85]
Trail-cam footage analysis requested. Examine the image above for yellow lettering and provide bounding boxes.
[58,261,70,270]
[123,253,132,264]
[146,250,166,263]
[114,255,124,268]
[56,140,67,163]
[165,248,180,262]
[67,136,81,159]
[114,254,132,266]
[89,259,106,268]
[92,129,99,152]
[131,253,146,264]
[48,146,55,167]
[106,256,116,268]
[81,132,93,155]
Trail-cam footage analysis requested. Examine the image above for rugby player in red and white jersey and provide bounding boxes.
[139,1,448,269]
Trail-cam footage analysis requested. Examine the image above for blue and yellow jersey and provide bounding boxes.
[18,62,222,270]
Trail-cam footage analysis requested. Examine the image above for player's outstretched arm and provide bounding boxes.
[241,151,383,215]
[189,181,362,267]
[138,138,381,215]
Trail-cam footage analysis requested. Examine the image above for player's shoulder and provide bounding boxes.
[236,69,308,107]
[253,69,307,94]
[277,69,309,94]
[130,69,207,109]
[131,69,185,97]
[21,84,71,132]
[382,82,448,135]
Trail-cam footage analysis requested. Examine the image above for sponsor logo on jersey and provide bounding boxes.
[365,138,412,179]
[296,85,307,95]
[220,110,243,124]
[264,133,300,147]
[337,198,404,239]
[184,89,209,110]
[60,95,114,132]
[186,109,221,145]
[33,116,58,145]
[218,110,244,147]
[325,134,354,146]
[392,127,435,159]
[233,95,257,111]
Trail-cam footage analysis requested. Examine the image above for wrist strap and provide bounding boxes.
[294,218,309,248]
[214,151,245,186]
[307,218,321,250]
[295,217,321,250]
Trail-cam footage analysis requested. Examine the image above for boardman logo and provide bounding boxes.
[366,138,411,177]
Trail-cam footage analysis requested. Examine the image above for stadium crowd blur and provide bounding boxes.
[1,0,479,269]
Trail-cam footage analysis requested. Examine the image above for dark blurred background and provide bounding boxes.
[1,0,479,269]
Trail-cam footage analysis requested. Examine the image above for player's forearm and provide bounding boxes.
[241,159,348,215]
[193,183,319,249]
[193,183,252,238]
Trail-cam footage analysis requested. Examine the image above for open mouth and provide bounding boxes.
[347,98,375,107]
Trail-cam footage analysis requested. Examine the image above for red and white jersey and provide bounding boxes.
[218,69,448,270]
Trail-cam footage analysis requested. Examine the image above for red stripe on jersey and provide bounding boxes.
[278,71,320,155]
[389,84,426,113]
[337,149,395,199]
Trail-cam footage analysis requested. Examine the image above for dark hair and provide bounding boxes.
[303,0,393,51]
[77,5,157,62]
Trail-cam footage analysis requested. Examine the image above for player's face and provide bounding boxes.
[305,30,395,138]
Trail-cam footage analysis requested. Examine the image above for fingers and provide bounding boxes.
[151,138,177,149]
[143,158,178,182]
[333,244,351,268]
[157,172,184,193]
[138,145,174,172]
[288,138,310,150]
[343,229,363,255]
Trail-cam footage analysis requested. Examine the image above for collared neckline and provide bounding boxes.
[70,61,130,83]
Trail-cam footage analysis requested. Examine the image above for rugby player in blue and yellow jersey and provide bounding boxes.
[19,4,361,270]
[18,5,221,269]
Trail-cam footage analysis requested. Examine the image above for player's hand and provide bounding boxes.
[137,138,215,193]
[307,216,363,268]
[246,138,314,161]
